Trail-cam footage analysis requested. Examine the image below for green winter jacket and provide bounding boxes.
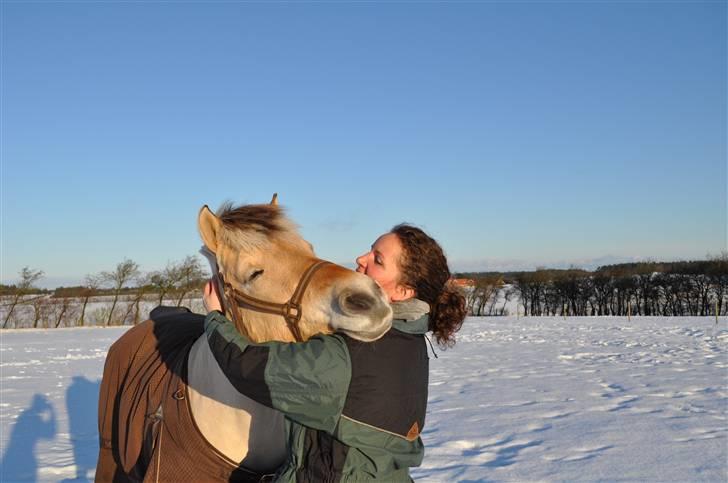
[204,303,430,482]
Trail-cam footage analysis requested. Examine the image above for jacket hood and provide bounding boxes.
[391,298,430,334]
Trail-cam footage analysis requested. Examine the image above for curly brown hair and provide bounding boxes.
[390,224,467,348]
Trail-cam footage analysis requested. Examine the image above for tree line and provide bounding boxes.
[456,254,728,317]
[6,254,727,327]
[1,256,208,329]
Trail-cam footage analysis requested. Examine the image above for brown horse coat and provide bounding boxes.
[96,310,271,482]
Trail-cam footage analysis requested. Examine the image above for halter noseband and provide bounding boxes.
[218,260,331,342]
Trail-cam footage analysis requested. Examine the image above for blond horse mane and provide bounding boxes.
[215,202,309,253]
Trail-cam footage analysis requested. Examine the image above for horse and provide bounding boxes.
[96,195,393,482]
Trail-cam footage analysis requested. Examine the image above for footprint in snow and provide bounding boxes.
[674,428,725,443]
[523,422,552,433]
[588,395,640,412]
[480,438,544,468]
[599,382,626,394]
[538,410,574,420]
[543,444,614,463]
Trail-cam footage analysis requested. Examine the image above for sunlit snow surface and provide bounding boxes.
[1,317,726,482]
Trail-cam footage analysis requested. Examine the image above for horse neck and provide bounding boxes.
[234,309,299,343]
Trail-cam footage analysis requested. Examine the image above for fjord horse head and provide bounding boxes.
[198,195,392,343]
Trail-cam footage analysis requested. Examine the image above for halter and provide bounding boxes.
[218,260,331,342]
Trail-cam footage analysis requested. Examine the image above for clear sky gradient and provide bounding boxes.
[2,1,726,287]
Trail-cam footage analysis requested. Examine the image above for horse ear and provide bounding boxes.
[270,193,278,206]
[198,205,221,252]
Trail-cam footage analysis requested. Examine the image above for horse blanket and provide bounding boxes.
[96,308,272,482]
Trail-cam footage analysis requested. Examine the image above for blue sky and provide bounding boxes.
[2,1,726,287]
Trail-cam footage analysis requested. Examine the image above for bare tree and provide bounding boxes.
[101,259,140,326]
[52,296,79,328]
[471,275,503,316]
[119,296,136,326]
[633,262,660,316]
[499,285,514,315]
[459,280,478,315]
[3,267,44,329]
[556,268,590,316]
[31,294,52,328]
[530,269,550,316]
[149,269,175,306]
[708,251,728,315]
[77,274,103,327]
[692,270,712,316]
[463,290,478,315]
[123,272,152,325]
[513,273,534,316]
[484,277,505,315]
[172,256,207,307]
[592,271,613,316]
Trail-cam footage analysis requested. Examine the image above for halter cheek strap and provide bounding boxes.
[218,260,331,342]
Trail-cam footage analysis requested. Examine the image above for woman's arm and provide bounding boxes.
[204,311,351,433]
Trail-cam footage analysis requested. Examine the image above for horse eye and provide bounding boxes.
[249,269,264,282]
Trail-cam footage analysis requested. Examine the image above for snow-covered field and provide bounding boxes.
[1,316,726,482]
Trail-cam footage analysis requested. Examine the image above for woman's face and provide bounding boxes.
[356,233,414,302]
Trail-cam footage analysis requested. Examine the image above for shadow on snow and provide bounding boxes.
[0,376,100,482]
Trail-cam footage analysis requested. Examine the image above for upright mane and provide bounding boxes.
[216,202,310,253]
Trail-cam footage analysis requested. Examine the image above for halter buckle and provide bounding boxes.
[284,302,302,323]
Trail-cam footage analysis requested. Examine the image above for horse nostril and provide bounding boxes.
[341,291,376,314]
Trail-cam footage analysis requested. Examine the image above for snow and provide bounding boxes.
[1,316,726,482]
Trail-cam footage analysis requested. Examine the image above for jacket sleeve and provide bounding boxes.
[204,311,351,433]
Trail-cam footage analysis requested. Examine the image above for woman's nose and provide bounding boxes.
[355,253,367,272]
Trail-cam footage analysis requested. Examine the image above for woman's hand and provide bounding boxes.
[203,278,223,313]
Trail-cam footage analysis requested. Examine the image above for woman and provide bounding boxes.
[203,224,466,482]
